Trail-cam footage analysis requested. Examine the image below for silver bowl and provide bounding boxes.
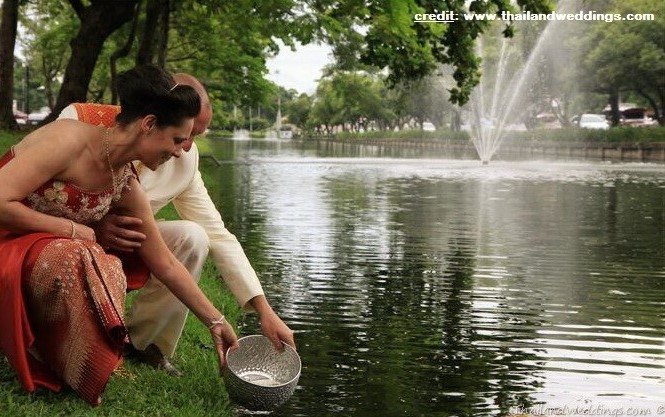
[223,335,301,411]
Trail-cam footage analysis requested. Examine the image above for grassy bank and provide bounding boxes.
[0,129,241,416]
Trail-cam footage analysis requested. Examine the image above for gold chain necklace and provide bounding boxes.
[104,128,121,201]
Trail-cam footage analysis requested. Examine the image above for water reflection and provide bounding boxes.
[206,139,665,417]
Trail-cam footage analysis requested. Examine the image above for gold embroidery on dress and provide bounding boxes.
[26,240,128,395]
[24,164,135,225]
[43,181,68,205]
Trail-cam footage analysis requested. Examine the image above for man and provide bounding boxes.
[58,73,295,375]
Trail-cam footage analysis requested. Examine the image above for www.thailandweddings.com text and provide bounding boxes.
[509,403,665,416]
[413,10,655,23]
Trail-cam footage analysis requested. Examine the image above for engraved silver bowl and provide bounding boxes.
[223,335,301,411]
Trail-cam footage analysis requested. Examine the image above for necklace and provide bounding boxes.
[104,128,121,201]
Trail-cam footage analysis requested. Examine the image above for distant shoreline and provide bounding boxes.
[309,138,665,163]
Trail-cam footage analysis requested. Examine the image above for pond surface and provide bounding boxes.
[206,139,665,417]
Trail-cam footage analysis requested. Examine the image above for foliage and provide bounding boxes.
[583,0,665,122]
[392,74,455,129]
[310,125,665,143]
[0,129,22,150]
[511,126,665,143]
[17,0,77,109]
[334,128,471,141]
[285,93,313,128]
[307,72,397,133]
[318,0,553,104]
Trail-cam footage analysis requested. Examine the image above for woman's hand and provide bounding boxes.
[209,318,239,373]
[71,221,97,242]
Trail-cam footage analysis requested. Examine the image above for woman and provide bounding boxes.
[0,65,239,405]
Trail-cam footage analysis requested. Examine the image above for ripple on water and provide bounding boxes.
[230,154,665,416]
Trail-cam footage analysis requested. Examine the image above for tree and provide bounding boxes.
[286,93,313,129]
[45,0,139,124]
[17,0,554,129]
[584,0,665,124]
[309,79,345,135]
[317,0,551,105]
[136,0,170,66]
[18,0,78,110]
[394,75,454,130]
[0,0,20,130]
[308,71,394,133]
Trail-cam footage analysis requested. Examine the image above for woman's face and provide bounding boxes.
[142,118,195,170]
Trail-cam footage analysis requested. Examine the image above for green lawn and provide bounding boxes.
[0,129,241,416]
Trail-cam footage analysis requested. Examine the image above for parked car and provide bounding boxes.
[27,107,51,125]
[422,122,436,132]
[13,109,27,125]
[602,103,657,127]
[577,114,609,130]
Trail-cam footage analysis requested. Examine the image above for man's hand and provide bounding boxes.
[95,213,146,252]
[249,295,296,351]
[260,311,296,351]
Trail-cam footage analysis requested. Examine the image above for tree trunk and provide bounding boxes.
[136,0,162,66]
[156,0,170,68]
[608,87,621,127]
[0,0,19,130]
[635,88,661,126]
[45,0,138,124]
[111,1,142,104]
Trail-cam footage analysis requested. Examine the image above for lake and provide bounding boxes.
[206,139,665,417]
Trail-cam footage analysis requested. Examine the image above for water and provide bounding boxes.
[239,371,283,387]
[207,139,665,417]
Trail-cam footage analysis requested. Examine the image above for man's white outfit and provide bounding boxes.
[59,104,264,357]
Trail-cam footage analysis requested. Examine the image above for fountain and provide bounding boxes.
[467,0,578,164]
[232,128,250,140]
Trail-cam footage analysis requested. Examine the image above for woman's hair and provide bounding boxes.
[114,65,201,128]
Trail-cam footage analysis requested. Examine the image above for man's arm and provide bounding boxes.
[171,148,295,349]
[172,166,264,309]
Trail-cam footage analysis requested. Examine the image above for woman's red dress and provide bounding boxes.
[0,147,144,406]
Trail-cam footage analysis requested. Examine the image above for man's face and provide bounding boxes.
[183,104,212,152]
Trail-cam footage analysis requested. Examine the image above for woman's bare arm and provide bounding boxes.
[113,177,238,366]
[0,120,97,240]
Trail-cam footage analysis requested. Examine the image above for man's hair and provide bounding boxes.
[115,65,201,128]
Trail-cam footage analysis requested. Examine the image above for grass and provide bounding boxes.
[0,129,243,415]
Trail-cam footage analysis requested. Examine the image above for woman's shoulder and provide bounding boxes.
[22,119,97,148]
[12,120,99,167]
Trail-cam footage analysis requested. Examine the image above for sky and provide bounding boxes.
[266,42,333,95]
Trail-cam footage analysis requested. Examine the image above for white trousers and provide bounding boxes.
[126,220,210,357]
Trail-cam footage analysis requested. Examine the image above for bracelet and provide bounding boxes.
[208,315,226,329]
[69,220,76,239]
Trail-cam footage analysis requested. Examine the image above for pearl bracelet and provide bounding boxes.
[69,220,76,238]
[209,315,226,329]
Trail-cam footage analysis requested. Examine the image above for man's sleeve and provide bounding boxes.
[57,104,79,121]
[172,154,264,311]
